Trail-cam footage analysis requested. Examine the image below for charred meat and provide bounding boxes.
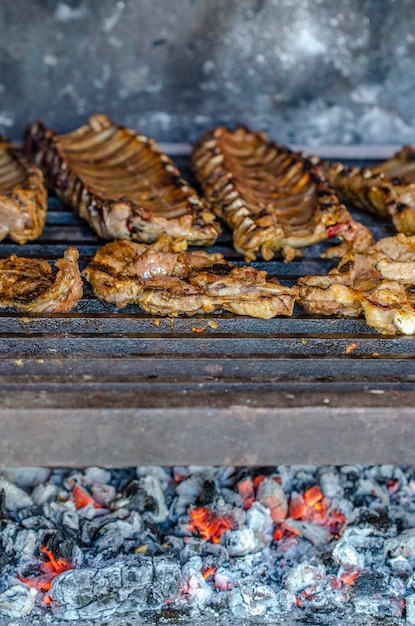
[298,233,415,335]
[0,137,47,243]
[0,248,83,313]
[24,115,220,248]
[192,126,373,261]
[84,235,299,318]
[323,146,415,235]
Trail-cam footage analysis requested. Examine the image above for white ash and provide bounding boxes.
[49,556,180,621]
[0,479,33,511]
[0,469,50,490]
[1,466,415,624]
[0,584,38,618]
[225,528,260,557]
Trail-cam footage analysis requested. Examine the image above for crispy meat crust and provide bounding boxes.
[298,233,415,335]
[24,115,220,248]
[192,126,373,261]
[323,146,415,235]
[84,235,299,318]
[0,137,47,244]
[0,248,83,313]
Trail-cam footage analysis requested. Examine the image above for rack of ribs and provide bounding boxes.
[322,146,415,235]
[192,126,374,261]
[24,115,220,249]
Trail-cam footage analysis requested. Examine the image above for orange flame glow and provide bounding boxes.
[18,546,74,603]
[202,566,216,579]
[188,507,236,543]
[71,485,102,510]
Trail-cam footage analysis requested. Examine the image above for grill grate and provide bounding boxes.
[0,155,414,466]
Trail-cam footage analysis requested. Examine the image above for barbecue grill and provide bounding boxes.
[1,150,414,467]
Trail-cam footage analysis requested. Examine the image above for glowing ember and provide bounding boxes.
[18,546,74,604]
[188,507,236,543]
[71,485,102,510]
[202,566,216,580]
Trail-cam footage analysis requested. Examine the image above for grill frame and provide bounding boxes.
[1,151,415,466]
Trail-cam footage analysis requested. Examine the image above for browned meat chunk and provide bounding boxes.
[192,126,373,261]
[0,248,83,313]
[323,146,415,235]
[298,233,415,335]
[84,235,299,318]
[0,137,47,243]
[24,115,220,248]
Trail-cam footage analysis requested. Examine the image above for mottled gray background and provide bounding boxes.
[1,0,415,145]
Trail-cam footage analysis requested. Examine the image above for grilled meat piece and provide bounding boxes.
[24,115,220,248]
[0,137,47,243]
[84,235,299,318]
[298,233,415,335]
[192,126,373,261]
[0,248,83,313]
[323,146,415,235]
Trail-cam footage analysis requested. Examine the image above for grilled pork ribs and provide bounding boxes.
[299,233,415,335]
[0,137,47,244]
[84,235,299,318]
[24,115,220,248]
[0,248,83,313]
[192,126,374,261]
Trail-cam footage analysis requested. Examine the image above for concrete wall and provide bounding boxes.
[1,0,415,145]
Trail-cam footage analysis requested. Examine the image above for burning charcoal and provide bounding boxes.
[62,509,80,532]
[256,477,288,523]
[228,580,281,617]
[332,536,366,572]
[225,528,260,557]
[0,468,51,489]
[49,556,180,620]
[93,511,143,552]
[137,475,169,523]
[83,467,111,485]
[319,469,344,499]
[2,521,18,554]
[0,584,38,618]
[81,508,130,545]
[0,478,33,511]
[284,562,326,596]
[31,482,59,505]
[355,507,396,535]
[386,528,415,558]
[13,530,37,560]
[173,471,217,517]
[180,556,213,608]
[246,502,273,538]
[351,572,405,617]
[388,554,413,575]
[136,466,171,490]
[91,483,116,507]
[283,519,333,546]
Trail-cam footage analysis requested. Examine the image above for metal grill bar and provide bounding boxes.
[0,155,414,466]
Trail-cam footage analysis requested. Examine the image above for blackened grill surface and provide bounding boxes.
[0,155,414,466]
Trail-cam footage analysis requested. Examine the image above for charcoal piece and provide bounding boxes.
[195,479,217,507]
[0,479,33,512]
[49,556,181,620]
[355,508,395,535]
[350,571,390,596]
[0,468,50,489]
[0,489,9,521]
[0,585,38,618]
